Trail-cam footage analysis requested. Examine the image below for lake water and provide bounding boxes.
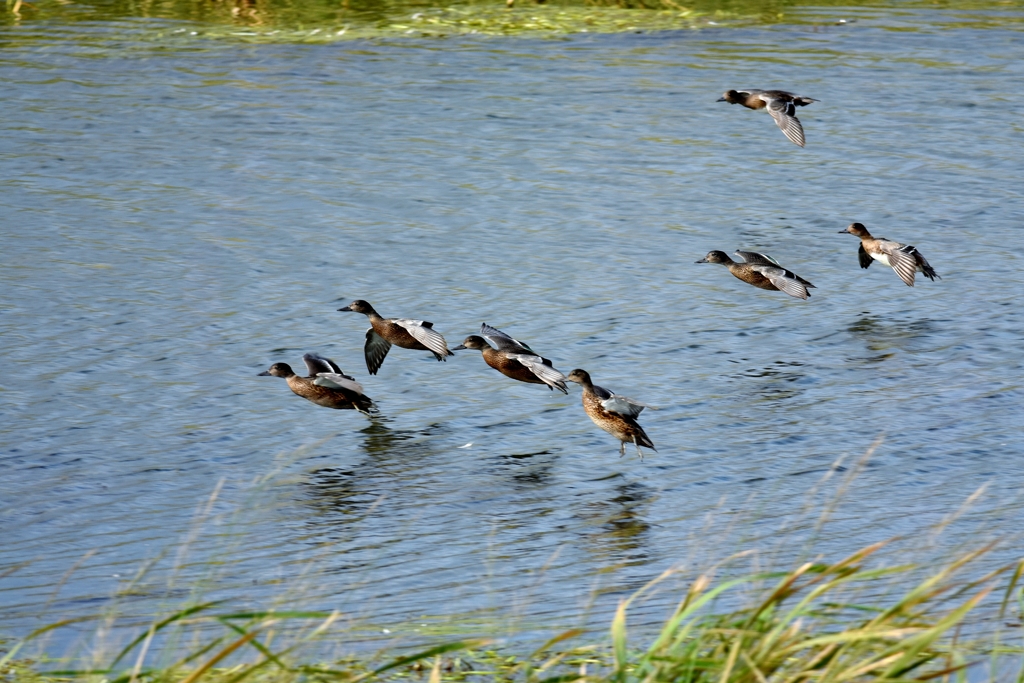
[2,2,1024,660]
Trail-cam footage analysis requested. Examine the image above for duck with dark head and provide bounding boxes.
[339,300,453,375]
[453,323,567,394]
[717,88,817,147]
[697,250,815,300]
[259,353,374,414]
[839,222,940,287]
[565,368,656,460]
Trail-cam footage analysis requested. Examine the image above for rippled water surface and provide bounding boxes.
[2,5,1024,654]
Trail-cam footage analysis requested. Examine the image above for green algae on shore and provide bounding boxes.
[6,0,1024,41]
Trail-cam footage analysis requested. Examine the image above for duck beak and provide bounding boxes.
[451,344,466,351]
[696,257,708,263]
[258,370,271,376]
[337,306,353,312]
[716,96,726,102]
[837,228,849,233]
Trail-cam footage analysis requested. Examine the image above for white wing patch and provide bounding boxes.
[763,97,806,147]
[394,319,452,360]
[601,394,657,419]
[887,247,919,287]
[507,353,568,393]
[750,265,811,300]
[314,373,366,395]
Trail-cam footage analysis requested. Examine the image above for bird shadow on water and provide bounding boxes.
[488,450,557,490]
[846,313,944,358]
[574,478,654,571]
[296,416,452,535]
[733,360,810,404]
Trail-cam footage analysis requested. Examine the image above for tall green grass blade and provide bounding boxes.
[914,661,972,680]
[215,611,334,620]
[351,639,490,683]
[881,585,994,678]
[739,651,769,683]
[167,634,228,670]
[218,617,290,672]
[516,629,588,680]
[528,629,587,661]
[611,600,629,683]
[866,543,996,630]
[0,616,99,669]
[222,654,276,683]
[1000,559,1024,619]
[108,601,224,669]
[718,638,741,683]
[648,575,769,657]
[179,627,265,683]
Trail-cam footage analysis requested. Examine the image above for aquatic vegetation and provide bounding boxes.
[1,0,752,38]
[4,542,1023,682]
[6,0,1023,40]
[148,5,746,42]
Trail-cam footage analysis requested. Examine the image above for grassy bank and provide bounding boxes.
[2,0,754,39]
[5,541,1023,683]
[5,0,1024,39]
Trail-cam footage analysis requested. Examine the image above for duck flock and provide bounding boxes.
[260,88,940,460]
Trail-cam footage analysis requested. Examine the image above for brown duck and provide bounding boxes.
[452,323,567,393]
[697,250,815,300]
[339,300,453,375]
[259,353,374,414]
[565,369,656,460]
[717,89,817,147]
[839,223,940,287]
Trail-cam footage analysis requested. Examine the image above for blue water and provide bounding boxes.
[2,4,1023,659]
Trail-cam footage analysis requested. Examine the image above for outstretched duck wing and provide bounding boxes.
[735,250,782,267]
[393,319,453,360]
[364,328,392,375]
[602,394,657,419]
[738,252,815,287]
[910,246,940,281]
[303,352,343,377]
[313,373,366,395]
[762,95,806,147]
[886,245,920,287]
[858,243,874,269]
[507,353,567,393]
[480,323,534,353]
[749,265,812,299]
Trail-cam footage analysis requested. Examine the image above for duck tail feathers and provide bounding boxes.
[636,426,656,451]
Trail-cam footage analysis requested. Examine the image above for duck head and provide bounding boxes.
[259,362,295,378]
[339,300,376,315]
[565,369,593,387]
[839,222,871,237]
[451,335,489,352]
[696,250,732,265]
